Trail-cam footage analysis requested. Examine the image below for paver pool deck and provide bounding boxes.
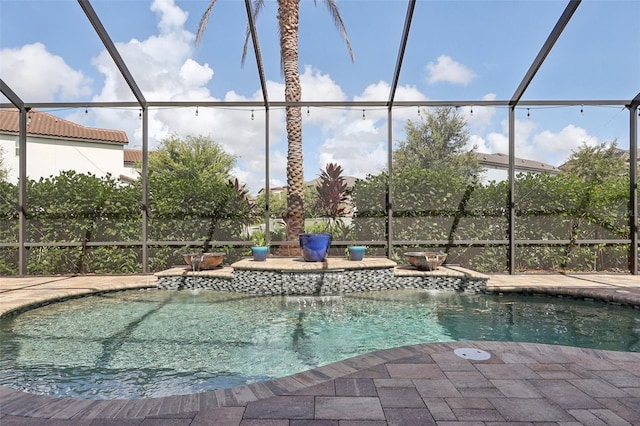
[1,262,639,425]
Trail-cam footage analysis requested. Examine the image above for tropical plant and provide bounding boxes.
[314,162,349,222]
[196,0,354,244]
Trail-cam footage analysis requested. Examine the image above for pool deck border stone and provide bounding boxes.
[1,264,639,425]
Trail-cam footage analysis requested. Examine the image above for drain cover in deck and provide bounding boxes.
[454,348,491,361]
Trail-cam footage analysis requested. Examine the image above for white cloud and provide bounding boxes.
[477,118,598,167]
[0,43,92,101]
[484,132,508,154]
[179,59,214,88]
[313,81,395,179]
[151,0,189,34]
[532,124,598,165]
[318,133,387,179]
[468,134,489,152]
[463,93,497,132]
[355,80,391,102]
[299,66,349,126]
[513,119,538,159]
[425,55,476,85]
[300,65,347,101]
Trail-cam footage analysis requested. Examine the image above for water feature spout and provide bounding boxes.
[190,254,203,288]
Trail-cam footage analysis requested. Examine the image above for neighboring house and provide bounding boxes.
[613,148,640,164]
[475,152,560,183]
[0,109,130,183]
[122,149,143,182]
[556,147,638,173]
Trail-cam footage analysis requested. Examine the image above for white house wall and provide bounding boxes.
[0,134,127,183]
[481,167,508,184]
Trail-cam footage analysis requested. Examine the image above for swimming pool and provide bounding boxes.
[1,289,639,399]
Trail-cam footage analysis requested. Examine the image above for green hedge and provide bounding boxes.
[0,168,633,275]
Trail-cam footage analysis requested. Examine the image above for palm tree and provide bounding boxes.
[196,0,354,245]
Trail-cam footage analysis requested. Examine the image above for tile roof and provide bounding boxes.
[0,108,128,144]
[124,149,143,163]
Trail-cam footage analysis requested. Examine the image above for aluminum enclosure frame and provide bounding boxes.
[1,0,638,275]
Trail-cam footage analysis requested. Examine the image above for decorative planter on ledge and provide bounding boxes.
[251,246,269,261]
[404,251,447,271]
[347,246,367,261]
[182,252,224,270]
[299,233,331,262]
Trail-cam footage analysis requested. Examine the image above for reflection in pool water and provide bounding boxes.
[1,289,639,399]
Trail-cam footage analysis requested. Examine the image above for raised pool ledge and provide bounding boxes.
[154,257,489,295]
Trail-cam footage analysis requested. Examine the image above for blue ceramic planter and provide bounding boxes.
[299,233,331,262]
[348,246,366,261]
[251,246,269,261]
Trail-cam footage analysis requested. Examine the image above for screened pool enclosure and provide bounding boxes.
[0,0,638,275]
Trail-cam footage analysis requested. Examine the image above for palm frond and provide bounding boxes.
[321,0,355,62]
[242,0,266,66]
[195,0,219,46]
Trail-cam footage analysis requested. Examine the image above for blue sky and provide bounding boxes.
[1,0,638,192]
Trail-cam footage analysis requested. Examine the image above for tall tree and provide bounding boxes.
[561,141,628,184]
[393,107,480,180]
[142,134,253,251]
[196,0,354,243]
[146,134,236,182]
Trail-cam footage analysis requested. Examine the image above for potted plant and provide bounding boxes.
[346,245,366,261]
[299,233,331,262]
[250,231,269,261]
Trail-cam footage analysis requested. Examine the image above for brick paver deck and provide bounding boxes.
[1,269,639,425]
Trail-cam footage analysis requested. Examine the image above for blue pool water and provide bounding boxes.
[0,289,638,399]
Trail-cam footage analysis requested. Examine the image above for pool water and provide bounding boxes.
[1,289,639,399]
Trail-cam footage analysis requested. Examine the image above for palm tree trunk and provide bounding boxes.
[279,0,305,243]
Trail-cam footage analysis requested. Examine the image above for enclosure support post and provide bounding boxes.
[264,108,270,243]
[508,107,516,274]
[630,105,638,274]
[141,108,149,274]
[18,108,28,276]
[387,108,394,259]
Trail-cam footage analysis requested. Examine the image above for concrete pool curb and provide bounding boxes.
[1,273,639,424]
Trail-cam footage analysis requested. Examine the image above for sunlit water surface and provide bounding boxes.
[1,289,638,399]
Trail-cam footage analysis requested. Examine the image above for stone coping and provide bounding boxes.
[0,275,155,318]
[154,265,234,278]
[232,256,397,271]
[395,264,488,279]
[154,257,487,278]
